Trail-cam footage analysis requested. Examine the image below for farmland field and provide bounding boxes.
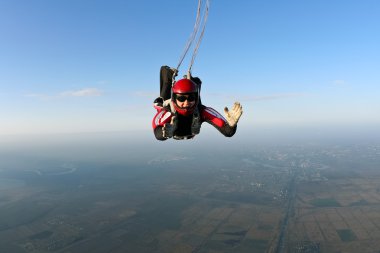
[1,140,379,252]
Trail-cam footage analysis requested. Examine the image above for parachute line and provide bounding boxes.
[175,0,203,73]
[174,0,210,84]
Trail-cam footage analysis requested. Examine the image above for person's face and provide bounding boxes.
[175,93,196,108]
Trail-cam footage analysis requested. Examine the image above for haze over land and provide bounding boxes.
[1,130,380,252]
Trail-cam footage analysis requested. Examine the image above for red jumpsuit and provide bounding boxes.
[152,102,237,140]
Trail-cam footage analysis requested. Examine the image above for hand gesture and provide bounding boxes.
[224,102,243,127]
[162,116,177,138]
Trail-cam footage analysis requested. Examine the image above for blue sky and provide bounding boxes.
[1,0,379,137]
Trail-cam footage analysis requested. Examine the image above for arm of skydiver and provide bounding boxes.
[200,102,243,137]
[152,108,176,141]
[201,106,236,137]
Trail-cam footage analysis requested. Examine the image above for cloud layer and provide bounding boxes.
[25,88,103,99]
[60,88,103,97]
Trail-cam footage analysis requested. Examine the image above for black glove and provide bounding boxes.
[162,116,177,138]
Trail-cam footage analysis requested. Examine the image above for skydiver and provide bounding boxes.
[152,66,243,140]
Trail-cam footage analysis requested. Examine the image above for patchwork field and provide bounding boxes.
[287,173,380,253]
[1,142,379,253]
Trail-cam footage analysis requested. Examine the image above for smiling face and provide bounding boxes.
[173,93,198,116]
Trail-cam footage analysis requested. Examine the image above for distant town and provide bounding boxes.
[0,142,379,252]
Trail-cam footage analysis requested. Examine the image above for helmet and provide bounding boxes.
[171,78,199,116]
[172,78,197,94]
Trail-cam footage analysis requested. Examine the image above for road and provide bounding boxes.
[274,172,297,253]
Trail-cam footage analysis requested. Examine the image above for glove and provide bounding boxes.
[153,97,164,108]
[224,102,243,127]
[162,116,177,138]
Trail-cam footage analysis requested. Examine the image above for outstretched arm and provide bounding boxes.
[201,102,243,137]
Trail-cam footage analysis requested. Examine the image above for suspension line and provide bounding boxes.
[173,0,210,83]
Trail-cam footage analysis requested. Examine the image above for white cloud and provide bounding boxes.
[24,93,51,99]
[133,91,157,98]
[332,80,346,86]
[246,93,307,101]
[25,88,103,99]
[60,88,103,97]
[205,92,307,102]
